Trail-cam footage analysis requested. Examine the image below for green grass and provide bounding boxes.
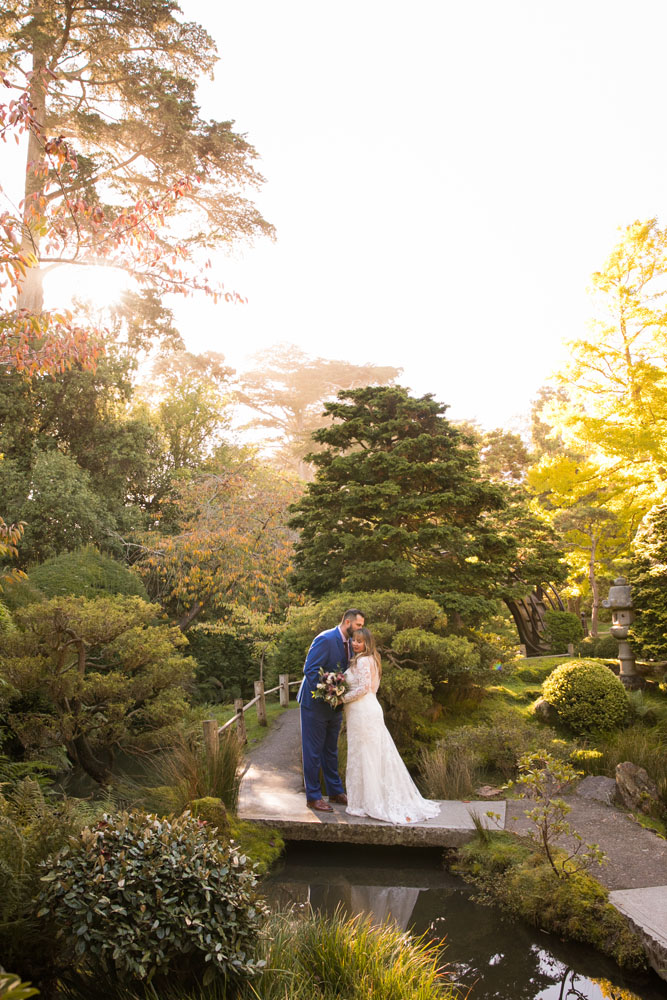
[239,907,462,1000]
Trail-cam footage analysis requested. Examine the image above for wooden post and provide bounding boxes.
[567,642,575,656]
[203,719,218,760]
[254,679,267,726]
[234,698,247,744]
[279,673,289,708]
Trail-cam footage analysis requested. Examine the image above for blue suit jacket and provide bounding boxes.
[297,626,349,713]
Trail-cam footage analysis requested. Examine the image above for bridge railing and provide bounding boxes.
[202,674,301,757]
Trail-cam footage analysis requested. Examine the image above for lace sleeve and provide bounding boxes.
[343,656,374,703]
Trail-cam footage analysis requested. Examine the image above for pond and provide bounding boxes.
[263,843,665,1000]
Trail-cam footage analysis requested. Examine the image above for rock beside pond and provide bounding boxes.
[533,697,560,725]
[615,762,663,817]
[189,796,231,838]
[576,775,617,805]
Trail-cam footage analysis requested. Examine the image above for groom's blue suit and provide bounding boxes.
[297,626,349,802]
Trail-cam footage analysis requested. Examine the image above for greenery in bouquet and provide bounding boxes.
[312,667,348,708]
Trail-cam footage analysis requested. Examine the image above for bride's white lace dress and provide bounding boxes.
[343,655,440,825]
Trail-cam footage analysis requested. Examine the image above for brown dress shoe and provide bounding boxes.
[329,793,348,805]
[307,798,334,812]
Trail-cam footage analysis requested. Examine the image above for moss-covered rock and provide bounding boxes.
[189,796,230,839]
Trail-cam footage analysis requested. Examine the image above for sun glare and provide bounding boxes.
[43,264,132,313]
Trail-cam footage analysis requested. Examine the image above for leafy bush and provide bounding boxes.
[544,609,583,652]
[0,600,15,635]
[542,659,629,734]
[0,577,44,612]
[245,907,459,1000]
[576,634,619,659]
[0,779,85,982]
[38,810,268,990]
[29,546,147,601]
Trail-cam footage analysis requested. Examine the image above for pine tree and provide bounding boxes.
[289,385,517,622]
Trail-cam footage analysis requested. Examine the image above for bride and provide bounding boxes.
[343,627,440,825]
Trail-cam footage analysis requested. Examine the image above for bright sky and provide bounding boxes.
[30,1,667,428]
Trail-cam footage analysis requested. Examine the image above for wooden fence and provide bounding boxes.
[202,674,301,757]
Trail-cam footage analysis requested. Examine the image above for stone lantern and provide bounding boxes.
[601,577,642,689]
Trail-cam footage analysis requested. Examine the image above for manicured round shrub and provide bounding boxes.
[29,546,147,600]
[542,659,629,734]
[38,810,268,989]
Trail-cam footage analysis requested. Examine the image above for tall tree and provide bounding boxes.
[552,219,667,508]
[1,1,272,311]
[133,455,300,629]
[528,453,635,633]
[289,386,519,623]
[237,345,401,478]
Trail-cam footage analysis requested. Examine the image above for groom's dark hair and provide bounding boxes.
[342,608,365,622]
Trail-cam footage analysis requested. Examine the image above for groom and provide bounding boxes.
[297,608,365,812]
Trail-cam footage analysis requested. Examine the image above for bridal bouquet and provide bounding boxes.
[311,666,348,708]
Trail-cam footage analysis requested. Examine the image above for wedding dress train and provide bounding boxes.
[343,655,440,825]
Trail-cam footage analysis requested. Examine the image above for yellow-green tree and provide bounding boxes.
[551,219,667,512]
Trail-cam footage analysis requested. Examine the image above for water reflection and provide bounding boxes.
[263,844,664,1000]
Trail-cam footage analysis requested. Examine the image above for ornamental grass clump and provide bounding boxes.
[246,906,461,1000]
[541,659,629,734]
[38,810,268,992]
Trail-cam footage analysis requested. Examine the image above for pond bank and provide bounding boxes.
[240,705,667,980]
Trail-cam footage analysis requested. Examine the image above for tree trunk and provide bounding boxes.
[178,599,205,631]
[18,7,48,313]
[589,535,599,638]
[68,733,112,786]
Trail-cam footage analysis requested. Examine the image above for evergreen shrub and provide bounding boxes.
[38,811,268,990]
[542,659,629,734]
[186,620,256,702]
[576,634,619,659]
[544,610,583,652]
[29,546,147,600]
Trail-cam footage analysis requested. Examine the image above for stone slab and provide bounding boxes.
[609,886,667,981]
[238,758,506,847]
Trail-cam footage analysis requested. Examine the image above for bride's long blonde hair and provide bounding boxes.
[352,627,382,678]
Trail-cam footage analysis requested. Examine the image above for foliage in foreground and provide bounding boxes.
[240,906,462,1000]
[0,974,39,1000]
[0,779,89,983]
[456,833,646,970]
[38,811,268,990]
[542,659,629,734]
